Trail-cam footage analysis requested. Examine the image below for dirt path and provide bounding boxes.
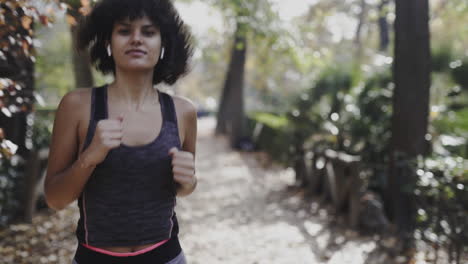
[176,117,382,264]
[1,116,388,264]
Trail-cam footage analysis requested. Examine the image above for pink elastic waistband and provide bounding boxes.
[80,239,170,257]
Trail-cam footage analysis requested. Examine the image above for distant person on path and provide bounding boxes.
[44,0,197,263]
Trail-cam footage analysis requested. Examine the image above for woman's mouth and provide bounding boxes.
[126,49,146,56]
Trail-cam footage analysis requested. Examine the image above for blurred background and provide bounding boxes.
[0,0,467,263]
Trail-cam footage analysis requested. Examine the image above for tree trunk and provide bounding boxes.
[22,150,41,222]
[389,0,431,244]
[378,0,390,51]
[227,35,246,148]
[215,61,232,135]
[70,24,94,88]
[216,23,247,149]
[354,0,367,59]
[68,8,94,89]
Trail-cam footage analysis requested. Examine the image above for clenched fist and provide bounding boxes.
[169,147,196,194]
[80,114,124,168]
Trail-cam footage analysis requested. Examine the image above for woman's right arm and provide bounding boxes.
[45,89,123,211]
[44,90,96,211]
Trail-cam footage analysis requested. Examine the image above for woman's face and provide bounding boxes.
[110,15,162,72]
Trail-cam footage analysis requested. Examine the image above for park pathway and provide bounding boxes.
[1,116,390,264]
[175,117,381,264]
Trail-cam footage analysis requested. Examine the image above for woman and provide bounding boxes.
[44,0,197,263]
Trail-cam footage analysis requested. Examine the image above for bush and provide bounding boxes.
[0,109,54,227]
[432,45,453,73]
[451,58,468,91]
[415,156,468,262]
[32,109,55,150]
[246,112,292,164]
[344,70,393,191]
[0,156,26,227]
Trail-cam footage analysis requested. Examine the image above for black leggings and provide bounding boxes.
[72,236,184,264]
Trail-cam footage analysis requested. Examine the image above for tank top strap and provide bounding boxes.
[94,84,108,120]
[82,85,107,152]
[159,91,178,125]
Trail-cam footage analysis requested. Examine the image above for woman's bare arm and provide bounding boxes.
[174,97,198,197]
[44,89,95,211]
[181,100,197,158]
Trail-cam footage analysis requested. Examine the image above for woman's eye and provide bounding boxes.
[118,29,130,34]
[143,31,156,36]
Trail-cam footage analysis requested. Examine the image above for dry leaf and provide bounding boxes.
[20,16,32,30]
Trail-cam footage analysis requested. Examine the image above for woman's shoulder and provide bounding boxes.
[169,93,197,119]
[168,94,197,146]
[56,87,93,118]
[60,87,91,104]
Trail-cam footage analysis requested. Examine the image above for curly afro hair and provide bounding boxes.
[77,0,193,85]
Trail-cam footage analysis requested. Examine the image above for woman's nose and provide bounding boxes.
[130,31,142,44]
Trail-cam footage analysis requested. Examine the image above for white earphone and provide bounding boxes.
[160,47,165,60]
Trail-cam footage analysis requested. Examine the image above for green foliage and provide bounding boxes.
[64,0,83,9]
[206,0,281,38]
[32,109,55,150]
[247,66,358,166]
[35,20,75,105]
[432,45,453,73]
[251,112,288,129]
[342,70,393,190]
[311,67,353,101]
[433,109,468,136]
[431,52,468,158]
[246,112,292,164]
[451,57,468,91]
[432,109,468,158]
[414,156,468,260]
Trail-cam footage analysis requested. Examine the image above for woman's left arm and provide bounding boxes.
[169,98,198,197]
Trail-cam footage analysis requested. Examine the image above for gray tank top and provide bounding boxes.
[75,84,181,247]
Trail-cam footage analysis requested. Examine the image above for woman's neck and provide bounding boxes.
[109,69,158,112]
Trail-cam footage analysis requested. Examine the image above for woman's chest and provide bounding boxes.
[77,104,185,154]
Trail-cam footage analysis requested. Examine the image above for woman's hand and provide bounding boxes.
[80,114,124,167]
[169,147,197,194]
